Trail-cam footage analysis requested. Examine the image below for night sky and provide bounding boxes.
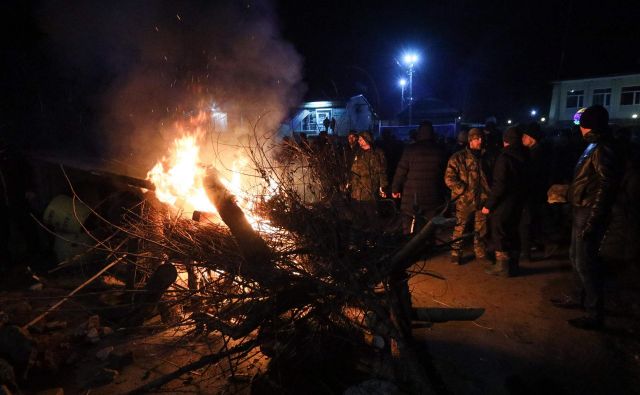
[277,0,640,119]
[1,0,640,155]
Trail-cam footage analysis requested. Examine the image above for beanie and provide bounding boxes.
[503,126,523,146]
[416,121,434,141]
[468,128,483,141]
[524,122,542,141]
[358,131,373,145]
[579,105,609,130]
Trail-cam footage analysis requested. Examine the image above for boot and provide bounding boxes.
[485,257,510,277]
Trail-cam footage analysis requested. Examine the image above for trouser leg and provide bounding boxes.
[473,210,488,257]
[572,207,605,319]
[451,204,473,256]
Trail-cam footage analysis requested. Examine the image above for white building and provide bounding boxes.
[549,73,640,127]
[281,95,377,136]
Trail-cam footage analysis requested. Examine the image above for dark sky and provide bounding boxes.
[1,0,639,155]
[277,0,640,119]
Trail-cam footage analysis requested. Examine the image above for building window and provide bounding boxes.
[566,89,584,108]
[620,86,640,105]
[592,88,611,106]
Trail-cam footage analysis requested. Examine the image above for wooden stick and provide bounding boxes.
[22,255,127,330]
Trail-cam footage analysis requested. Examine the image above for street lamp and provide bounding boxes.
[398,78,407,110]
[530,109,537,117]
[402,52,419,125]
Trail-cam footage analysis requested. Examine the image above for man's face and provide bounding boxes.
[348,134,357,145]
[358,137,371,150]
[469,136,482,150]
[522,134,536,147]
[579,126,591,137]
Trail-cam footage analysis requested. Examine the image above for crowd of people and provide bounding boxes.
[277,104,640,331]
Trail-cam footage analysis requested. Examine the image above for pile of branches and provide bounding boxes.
[67,136,449,394]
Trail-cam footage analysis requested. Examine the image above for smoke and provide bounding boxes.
[38,0,304,176]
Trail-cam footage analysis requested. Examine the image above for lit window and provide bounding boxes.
[566,90,584,108]
[620,86,640,105]
[592,88,611,106]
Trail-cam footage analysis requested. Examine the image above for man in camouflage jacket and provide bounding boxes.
[444,128,493,264]
[350,131,388,202]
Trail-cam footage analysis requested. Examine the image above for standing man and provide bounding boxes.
[482,126,529,277]
[323,116,331,132]
[392,121,447,234]
[349,131,388,206]
[554,105,621,330]
[444,128,492,264]
[345,130,360,169]
[519,122,550,260]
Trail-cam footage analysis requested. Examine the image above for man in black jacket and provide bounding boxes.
[519,122,551,260]
[392,121,447,234]
[482,126,529,277]
[554,105,621,330]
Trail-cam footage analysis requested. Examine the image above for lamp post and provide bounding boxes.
[399,78,407,111]
[402,53,419,125]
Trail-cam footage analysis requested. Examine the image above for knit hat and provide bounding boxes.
[416,121,434,141]
[468,128,483,141]
[579,105,609,130]
[524,122,542,141]
[358,131,373,145]
[503,126,523,146]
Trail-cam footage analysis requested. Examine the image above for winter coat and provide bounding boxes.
[444,147,492,209]
[486,144,529,212]
[486,144,529,251]
[350,148,388,201]
[568,129,621,233]
[392,139,447,215]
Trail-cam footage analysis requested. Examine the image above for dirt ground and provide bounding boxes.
[2,243,639,394]
[409,247,640,395]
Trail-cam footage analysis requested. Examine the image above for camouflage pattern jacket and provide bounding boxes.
[444,147,491,209]
[350,148,388,201]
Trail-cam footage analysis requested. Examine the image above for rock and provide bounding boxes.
[76,367,118,389]
[35,389,64,395]
[96,346,114,361]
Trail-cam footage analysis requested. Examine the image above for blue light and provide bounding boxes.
[398,78,407,87]
[402,52,419,66]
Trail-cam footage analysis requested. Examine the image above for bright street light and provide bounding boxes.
[540,117,546,122]
[507,119,512,124]
[403,53,419,66]
[398,78,407,110]
[530,109,537,116]
[400,51,420,125]
[632,113,638,119]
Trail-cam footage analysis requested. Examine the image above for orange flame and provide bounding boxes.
[146,127,276,232]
